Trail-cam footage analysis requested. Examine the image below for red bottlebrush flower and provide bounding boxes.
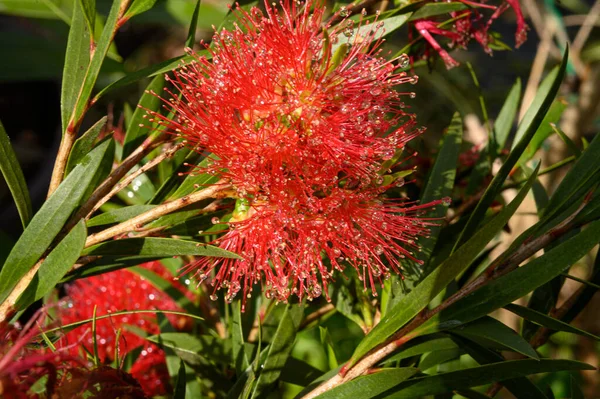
[147,0,446,307]
[0,313,89,398]
[186,186,446,308]
[56,261,192,396]
[411,0,529,68]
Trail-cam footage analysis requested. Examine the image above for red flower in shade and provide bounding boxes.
[411,0,529,68]
[56,261,193,397]
[146,1,445,306]
[0,313,89,398]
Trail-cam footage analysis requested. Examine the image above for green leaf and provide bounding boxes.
[61,255,166,282]
[93,54,193,101]
[0,118,32,228]
[130,266,198,314]
[280,357,324,387]
[16,220,86,310]
[82,237,240,258]
[450,316,538,359]
[167,155,220,201]
[186,0,202,48]
[382,336,458,365]
[452,335,548,399]
[87,205,155,227]
[434,220,600,328]
[232,300,250,375]
[0,139,111,305]
[251,303,304,398]
[378,360,593,398]
[122,74,165,159]
[493,78,521,154]
[77,0,95,38]
[410,2,468,20]
[65,116,107,175]
[147,332,231,365]
[67,0,123,132]
[314,368,418,399]
[123,0,159,20]
[350,167,538,366]
[454,49,568,249]
[543,134,600,222]
[419,348,462,371]
[517,99,568,165]
[173,358,187,399]
[504,303,600,340]
[420,112,462,260]
[61,0,91,133]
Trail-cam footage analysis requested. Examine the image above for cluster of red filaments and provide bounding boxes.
[56,262,193,397]
[146,1,446,307]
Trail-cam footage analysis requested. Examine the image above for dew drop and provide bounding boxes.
[209,294,218,301]
[442,196,452,206]
[211,217,220,224]
[398,54,410,68]
[410,75,419,85]
[339,6,349,17]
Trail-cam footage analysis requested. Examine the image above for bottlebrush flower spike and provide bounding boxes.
[146,0,446,308]
[56,261,192,397]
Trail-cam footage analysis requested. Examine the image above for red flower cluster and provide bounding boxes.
[56,261,192,397]
[412,0,528,68]
[147,1,445,308]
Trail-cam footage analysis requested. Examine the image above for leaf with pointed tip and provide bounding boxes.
[77,0,95,38]
[122,74,165,159]
[123,0,159,20]
[65,117,107,175]
[251,304,304,398]
[186,0,202,48]
[173,359,187,399]
[493,78,521,154]
[432,220,600,329]
[0,119,32,228]
[455,49,567,249]
[375,360,593,398]
[382,336,457,365]
[0,139,112,305]
[505,303,600,340]
[410,2,468,20]
[451,316,538,359]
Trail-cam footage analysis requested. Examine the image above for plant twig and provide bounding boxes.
[572,0,600,53]
[89,142,185,215]
[85,180,229,247]
[0,259,44,323]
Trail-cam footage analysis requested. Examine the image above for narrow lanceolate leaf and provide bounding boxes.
[251,304,304,398]
[450,316,538,359]
[543,133,600,222]
[186,0,202,48]
[435,220,600,328]
[67,0,125,132]
[382,336,458,364]
[349,167,538,366]
[123,0,159,20]
[173,359,187,399]
[505,303,600,340]
[0,139,112,305]
[410,2,468,20]
[16,220,87,310]
[122,74,165,159]
[314,368,418,399]
[452,335,548,399]
[82,237,240,258]
[454,49,568,249]
[232,300,250,375]
[147,333,230,365]
[65,116,107,175]
[420,112,462,260]
[0,119,32,228]
[61,0,91,133]
[77,0,96,39]
[378,360,593,398]
[87,205,155,227]
[493,78,521,154]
